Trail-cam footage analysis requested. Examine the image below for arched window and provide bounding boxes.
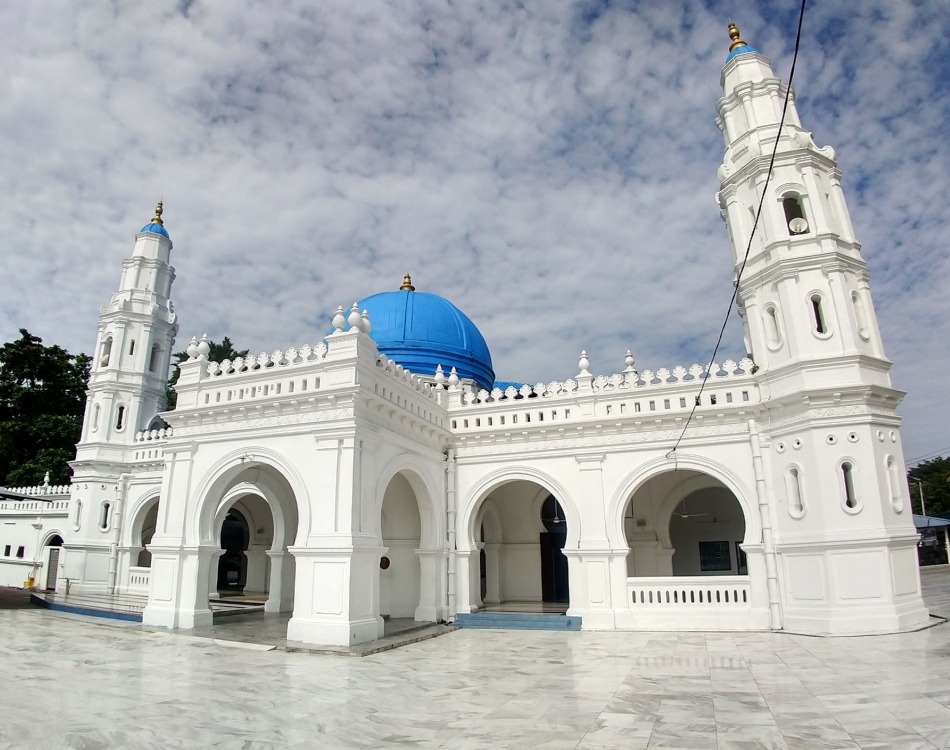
[841,461,858,510]
[810,294,827,335]
[99,336,113,367]
[92,404,101,431]
[886,457,903,512]
[851,291,870,341]
[115,405,126,431]
[128,339,136,356]
[149,344,162,373]
[783,194,809,234]
[100,502,112,531]
[786,467,804,517]
[763,304,782,348]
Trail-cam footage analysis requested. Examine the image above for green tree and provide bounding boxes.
[0,329,90,487]
[907,457,950,518]
[165,336,248,410]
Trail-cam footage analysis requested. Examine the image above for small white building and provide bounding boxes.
[0,481,70,590]
[15,25,932,644]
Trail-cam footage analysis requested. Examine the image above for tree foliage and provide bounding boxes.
[907,457,950,518]
[0,329,90,487]
[165,337,248,410]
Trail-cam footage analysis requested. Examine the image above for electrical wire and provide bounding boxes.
[667,0,808,460]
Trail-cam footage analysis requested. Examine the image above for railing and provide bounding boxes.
[128,567,150,593]
[624,575,763,630]
[0,499,70,512]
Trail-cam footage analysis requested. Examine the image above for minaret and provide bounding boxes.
[78,202,178,447]
[65,204,178,593]
[716,25,928,634]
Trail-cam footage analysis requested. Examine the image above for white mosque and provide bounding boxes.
[0,25,930,645]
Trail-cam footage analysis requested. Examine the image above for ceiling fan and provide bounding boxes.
[671,472,709,519]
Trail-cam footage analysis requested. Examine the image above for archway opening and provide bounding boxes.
[136,502,159,567]
[623,470,748,577]
[44,535,63,591]
[669,488,747,576]
[203,464,300,618]
[217,508,250,591]
[540,495,569,603]
[379,473,422,623]
[471,480,570,613]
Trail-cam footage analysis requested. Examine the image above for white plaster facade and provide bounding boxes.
[6,28,929,645]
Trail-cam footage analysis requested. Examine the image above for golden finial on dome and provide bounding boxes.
[400,273,415,291]
[151,201,164,225]
[728,21,747,52]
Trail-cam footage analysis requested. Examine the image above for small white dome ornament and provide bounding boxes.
[347,303,362,330]
[197,334,210,361]
[186,336,199,360]
[448,367,460,389]
[624,350,636,372]
[434,364,445,387]
[578,350,591,376]
[331,306,346,332]
[360,309,372,335]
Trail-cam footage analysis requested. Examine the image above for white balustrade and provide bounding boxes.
[128,567,151,593]
[625,576,761,630]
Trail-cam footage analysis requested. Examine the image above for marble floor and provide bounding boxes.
[0,568,948,749]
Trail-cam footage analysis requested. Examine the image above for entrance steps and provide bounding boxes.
[455,611,581,631]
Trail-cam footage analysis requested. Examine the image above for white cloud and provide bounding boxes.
[0,1,948,461]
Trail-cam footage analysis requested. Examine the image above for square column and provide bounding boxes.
[563,549,628,629]
[287,537,385,646]
[265,550,295,613]
[415,549,448,622]
[142,543,218,629]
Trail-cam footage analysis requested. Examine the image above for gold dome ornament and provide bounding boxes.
[728,22,747,52]
[400,273,415,291]
[151,201,164,225]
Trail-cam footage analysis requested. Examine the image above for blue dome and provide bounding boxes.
[726,43,759,62]
[140,222,170,238]
[359,288,494,391]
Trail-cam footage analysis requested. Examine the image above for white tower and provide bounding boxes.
[716,25,928,633]
[65,204,178,592]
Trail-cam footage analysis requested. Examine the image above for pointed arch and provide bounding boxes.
[373,454,444,550]
[191,446,310,546]
[607,453,759,549]
[458,466,580,552]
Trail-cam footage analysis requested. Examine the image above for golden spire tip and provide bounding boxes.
[151,200,164,225]
[728,21,747,52]
[400,273,415,292]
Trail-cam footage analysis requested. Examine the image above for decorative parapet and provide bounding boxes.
[447,357,759,436]
[0,475,71,512]
[205,342,329,378]
[134,427,173,442]
[0,482,71,497]
[458,358,757,406]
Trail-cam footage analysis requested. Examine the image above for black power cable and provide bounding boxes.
[668,0,808,459]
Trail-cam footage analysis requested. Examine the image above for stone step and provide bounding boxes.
[455,612,581,631]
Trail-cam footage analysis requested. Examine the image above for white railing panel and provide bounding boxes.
[623,575,767,630]
[128,567,151,593]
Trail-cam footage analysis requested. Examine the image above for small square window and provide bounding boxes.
[15,546,25,559]
[698,541,731,572]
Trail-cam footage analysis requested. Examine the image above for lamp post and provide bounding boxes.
[913,478,927,517]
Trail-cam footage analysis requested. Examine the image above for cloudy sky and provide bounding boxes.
[1,1,948,463]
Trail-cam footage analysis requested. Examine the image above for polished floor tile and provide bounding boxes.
[1,567,950,749]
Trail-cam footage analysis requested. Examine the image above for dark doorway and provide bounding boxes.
[540,496,569,603]
[217,509,249,591]
[45,535,63,591]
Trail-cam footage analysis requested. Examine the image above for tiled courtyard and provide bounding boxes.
[2,568,950,749]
